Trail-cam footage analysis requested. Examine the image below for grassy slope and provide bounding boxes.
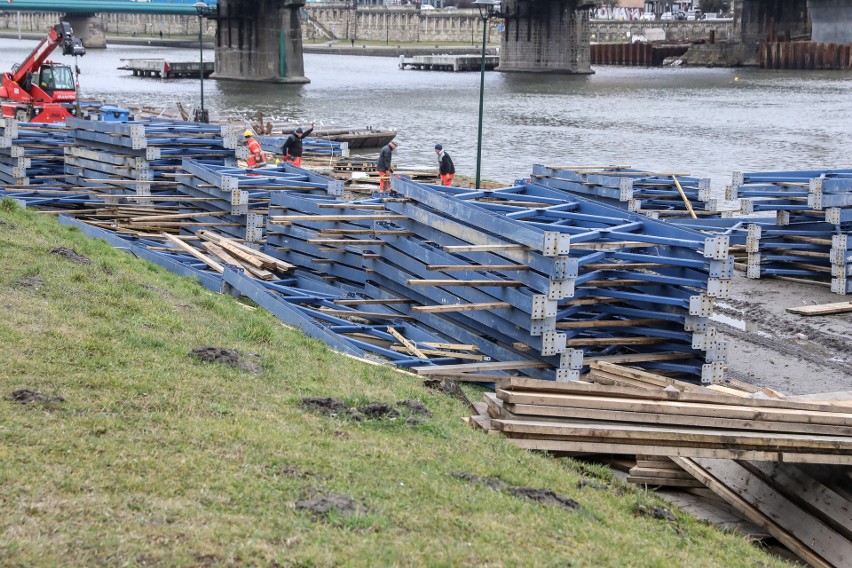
[0,202,787,567]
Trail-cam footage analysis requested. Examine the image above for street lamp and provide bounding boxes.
[473,0,497,189]
[193,1,213,122]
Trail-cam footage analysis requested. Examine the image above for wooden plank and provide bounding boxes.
[162,233,223,273]
[390,346,485,361]
[386,326,428,359]
[427,264,528,272]
[412,360,549,375]
[674,458,846,568]
[507,438,852,464]
[442,244,528,253]
[406,279,523,287]
[496,376,844,413]
[787,301,852,316]
[744,462,852,541]
[671,175,698,220]
[499,391,852,428]
[412,301,511,314]
[583,352,696,364]
[268,214,406,223]
[502,401,852,437]
[317,309,413,321]
[421,342,479,352]
[334,298,414,306]
[492,418,852,452]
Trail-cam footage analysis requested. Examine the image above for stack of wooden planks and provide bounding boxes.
[469,362,852,567]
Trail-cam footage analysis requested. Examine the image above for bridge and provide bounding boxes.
[0,0,308,83]
[0,0,849,84]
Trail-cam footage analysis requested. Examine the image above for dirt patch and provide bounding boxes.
[449,471,506,491]
[356,402,400,420]
[450,471,583,511]
[423,378,473,408]
[295,492,367,519]
[50,246,91,265]
[635,504,677,523]
[189,346,262,374]
[279,464,323,479]
[13,276,43,290]
[301,397,432,423]
[5,389,64,404]
[577,479,609,491]
[396,399,433,418]
[300,397,351,417]
[508,487,582,510]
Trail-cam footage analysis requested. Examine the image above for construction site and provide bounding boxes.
[0,3,851,566]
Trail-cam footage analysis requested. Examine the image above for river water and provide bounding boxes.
[1,38,851,189]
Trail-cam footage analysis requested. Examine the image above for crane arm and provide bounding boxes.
[11,22,85,85]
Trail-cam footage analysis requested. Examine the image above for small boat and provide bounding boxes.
[279,126,397,150]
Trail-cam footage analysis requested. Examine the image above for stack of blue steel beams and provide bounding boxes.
[730,169,852,294]
[64,118,245,201]
[263,175,731,383]
[530,164,730,219]
[0,119,67,188]
[175,160,344,244]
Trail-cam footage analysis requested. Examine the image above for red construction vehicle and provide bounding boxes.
[0,21,86,123]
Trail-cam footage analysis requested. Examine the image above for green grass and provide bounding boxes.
[0,201,789,567]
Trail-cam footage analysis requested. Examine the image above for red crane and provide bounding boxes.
[0,21,86,123]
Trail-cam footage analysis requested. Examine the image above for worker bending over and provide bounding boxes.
[281,123,315,167]
[244,130,266,168]
[377,140,398,192]
[435,144,455,186]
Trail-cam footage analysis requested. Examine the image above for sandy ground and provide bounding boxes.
[714,275,852,396]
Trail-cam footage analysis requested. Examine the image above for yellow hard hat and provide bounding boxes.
[243,129,253,137]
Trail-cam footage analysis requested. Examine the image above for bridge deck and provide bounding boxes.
[0,0,217,15]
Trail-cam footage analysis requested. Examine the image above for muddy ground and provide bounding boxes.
[713,274,852,396]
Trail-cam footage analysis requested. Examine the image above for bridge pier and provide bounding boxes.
[807,0,852,43]
[498,0,595,74]
[64,14,106,49]
[214,0,309,84]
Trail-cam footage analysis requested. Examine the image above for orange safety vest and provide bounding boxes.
[246,137,265,167]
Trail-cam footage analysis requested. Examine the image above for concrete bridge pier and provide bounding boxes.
[64,14,106,49]
[808,0,852,43]
[215,0,309,84]
[498,0,596,74]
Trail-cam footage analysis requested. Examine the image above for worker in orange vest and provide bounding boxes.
[244,130,266,168]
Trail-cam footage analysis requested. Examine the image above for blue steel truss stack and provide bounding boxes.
[730,169,852,295]
[64,118,246,202]
[263,175,731,383]
[530,164,730,219]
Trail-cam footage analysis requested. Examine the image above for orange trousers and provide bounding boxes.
[440,173,454,186]
[378,170,391,191]
[285,155,302,167]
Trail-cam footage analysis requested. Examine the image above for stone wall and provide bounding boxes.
[591,20,735,43]
[0,9,731,45]
[0,11,213,37]
[304,5,496,44]
[304,5,734,45]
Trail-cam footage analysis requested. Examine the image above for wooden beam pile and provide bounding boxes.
[469,363,852,566]
[530,164,733,220]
